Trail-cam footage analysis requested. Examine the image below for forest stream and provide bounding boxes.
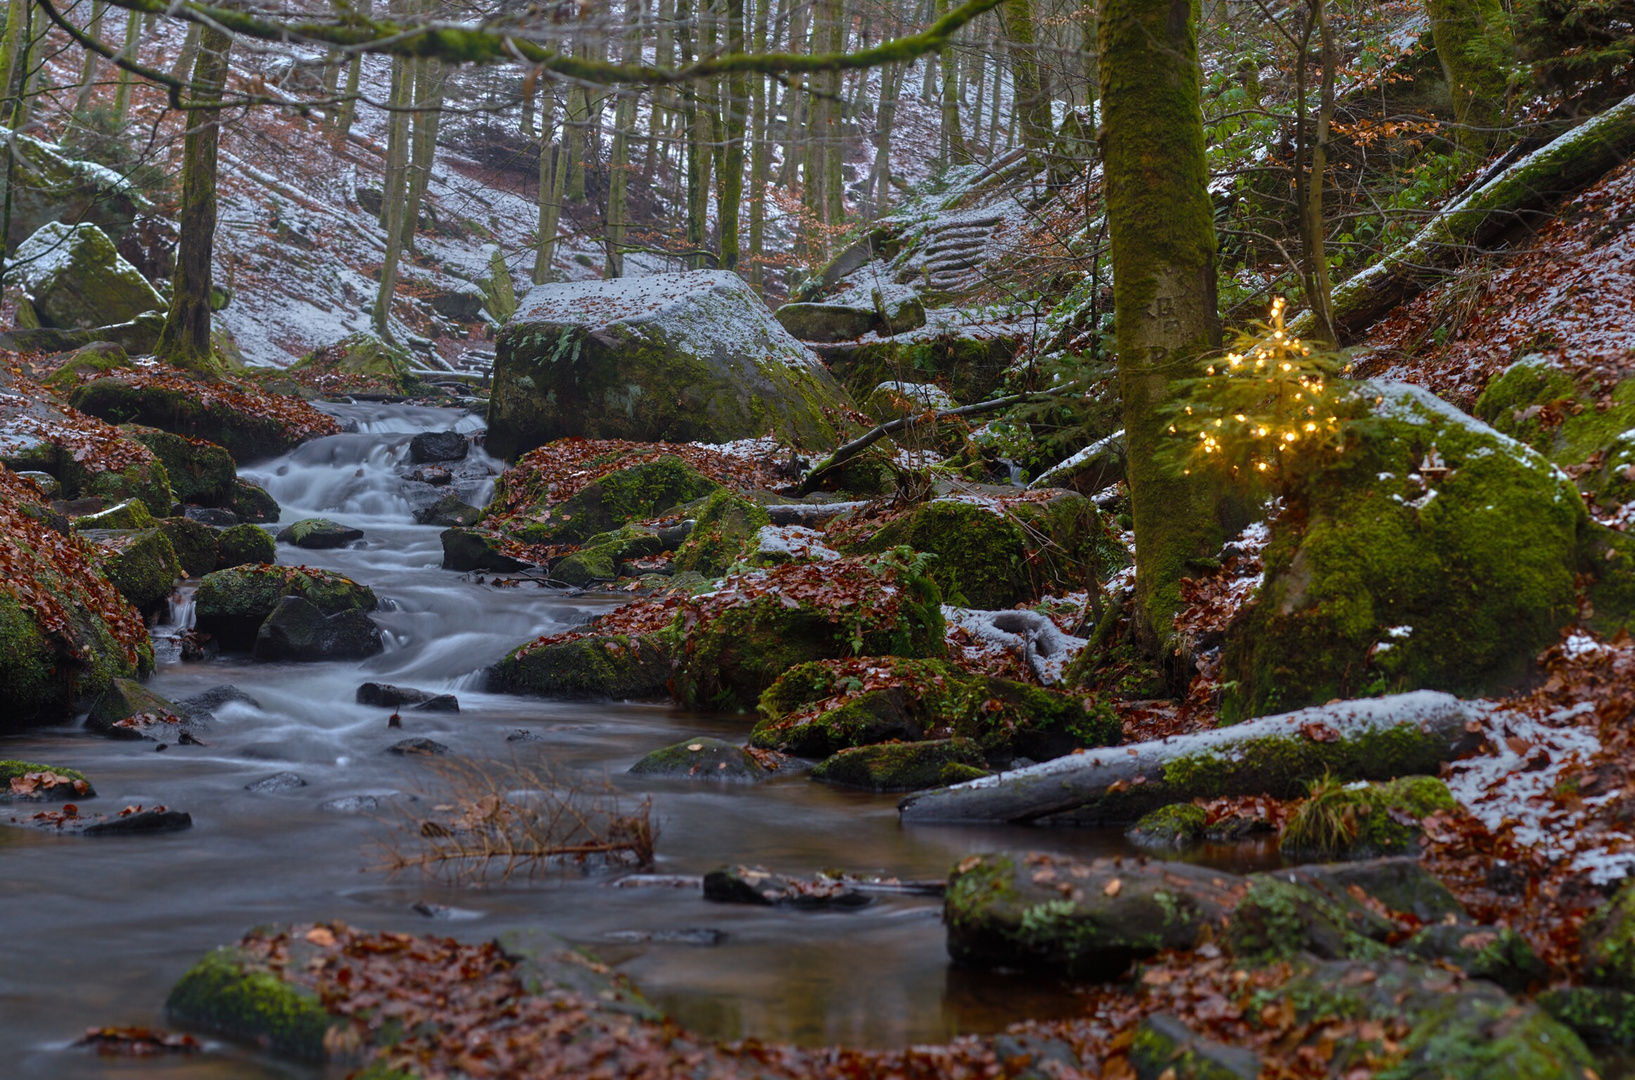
[0,402,1281,1079]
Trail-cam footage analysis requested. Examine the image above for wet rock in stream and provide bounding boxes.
[357,683,459,712]
[389,738,451,756]
[276,517,364,549]
[703,865,871,909]
[629,738,768,781]
[254,596,384,661]
[409,430,470,463]
[244,772,306,793]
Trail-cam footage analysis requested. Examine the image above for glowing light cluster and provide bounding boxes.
[1166,298,1354,482]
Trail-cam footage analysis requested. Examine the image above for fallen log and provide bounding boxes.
[1287,92,1635,342]
[897,690,1482,825]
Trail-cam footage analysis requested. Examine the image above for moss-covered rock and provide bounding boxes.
[0,131,144,250]
[1222,382,1589,719]
[1225,873,1396,967]
[73,498,154,530]
[673,554,947,713]
[487,270,856,459]
[41,341,131,392]
[229,480,281,523]
[11,222,163,329]
[158,516,219,577]
[861,380,955,423]
[752,655,1119,759]
[69,376,331,462]
[0,469,153,730]
[440,527,531,572]
[849,499,1031,608]
[811,737,986,791]
[123,425,236,507]
[550,526,665,587]
[1126,803,1208,850]
[1405,922,1548,994]
[414,492,483,528]
[82,527,182,614]
[1279,775,1457,859]
[672,491,771,576]
[253,596,384,662]
[1580,877,1635,991]
[290,332,415,394]
[194,566,377,652]
[943,851,1241,979]
[510,456,723,548]
[217,523,276,569]
[488,633,673,700]
[0,760,94,800]
[277,518,364,549]
[85,676,184,739]
[1128,1015,1261,1080]
[820,325,1020,406]
[164,946,336,1061]
[1273,958,1593,1080]
[629,737,768,781]
[1538,986,1635,1045]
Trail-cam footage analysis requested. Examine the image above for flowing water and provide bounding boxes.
[1,403,1268,1078]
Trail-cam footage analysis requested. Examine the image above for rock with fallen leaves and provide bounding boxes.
[0,760,93,801]
[752,655,1119,761]
[629,737,770,781]
[810,737,988,792]
[703,865,871,908]
[80,526,183,615]
[944,852,1242,979]
[672,550,947,712]
[490,631,675,701]
[0,466,153,730]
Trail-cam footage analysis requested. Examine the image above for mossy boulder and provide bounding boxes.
[1222,382,1591,719]
[253,596,384,662]
[811,738,987,791]
[629,737,768,781]
[69,377,324,462]
[673,554,947,713]
[0,760,93,800]
[277,518,364,549]
[0,470,153,730]
[41,341,131,392]
[73,498,154,530]
[1405,922,1548,994]
[1128,1015,1261,1080]
[414,492,483,528]
[11,222,163,329]
[550,526,665,587]
[85,676,187,740]
[488,633,673,700]
[441,527,531,572]
[943,851,1241,979]
[821,324,1020,405]
[1580,877,1635,991]
[672,491,772,576]
[487,270,855,459]
[510,456,723,547]
[290,332,415,394]
[862,380,955,423]
[194,566,377,652]
[1271,958,1593,1080]
[82,527,182,614]
[752,655,1119,760]
[159,516,219,577]
[217,523,276,569]
[123,425,236,506]
[849,499,1031,609]
[1538,986,1635,1045]
[774,301,884,343]
[229,480,280,523]
[0,131,144,250]
[1279,775,1457,859]
[1126,803,1208,850]
[165,946,336,1061]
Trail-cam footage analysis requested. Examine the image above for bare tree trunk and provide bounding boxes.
[400,57,445,253]
[719,0,748,270]
[72,0,105,120]
[372,52,413,341]
[1293,0,1337,343]
[936,0,965,163]
[870,61,903,216]
[169,24,199,82]
[746,0,770,287]
[111,7,139,123]
[155,25,233,373]
[606,0,642,278]
[1000,0,1053,166]
[821,0,845,229]
[534,89,568,283]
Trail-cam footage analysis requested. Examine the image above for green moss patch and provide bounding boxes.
[1280,775,1456,859]
[1126,802,1208,850]
[490,633,674,700]
[811,738,987,791]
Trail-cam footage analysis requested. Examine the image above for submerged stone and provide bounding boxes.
[629,737,768,781]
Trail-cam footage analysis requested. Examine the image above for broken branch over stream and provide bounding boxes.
[897,690,1484,825]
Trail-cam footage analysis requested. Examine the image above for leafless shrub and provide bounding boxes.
[372,756,655,885]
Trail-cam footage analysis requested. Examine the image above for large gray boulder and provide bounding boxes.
[487,270,855,459]
[0,131,144,249]
[11,222,163,330]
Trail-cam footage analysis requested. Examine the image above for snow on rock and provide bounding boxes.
[752,525,841,563]
[942,605,1087,686]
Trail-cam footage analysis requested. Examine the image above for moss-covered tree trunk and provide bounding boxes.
[371,53,413,340]
[72,0,106,120]
[870,61,904,217]
[399,57,444,253]
[0,0,32,126]
[533,92,567,284]
[999,0,1052,166]
[1100,0,1223,662]
[746,0,770,286]
[821,0,845,230]
[1293,0,1337,343]
[1423,0,1513,155]
[937,0,966,162]
[154,25,233,374]
[111,7,140,123]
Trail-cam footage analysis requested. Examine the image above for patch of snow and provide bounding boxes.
[943,605,1087,685]
[753,525,840,562]
[1030,429,1126,489]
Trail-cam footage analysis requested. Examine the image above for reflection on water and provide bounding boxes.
[0,401,1288,1078]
